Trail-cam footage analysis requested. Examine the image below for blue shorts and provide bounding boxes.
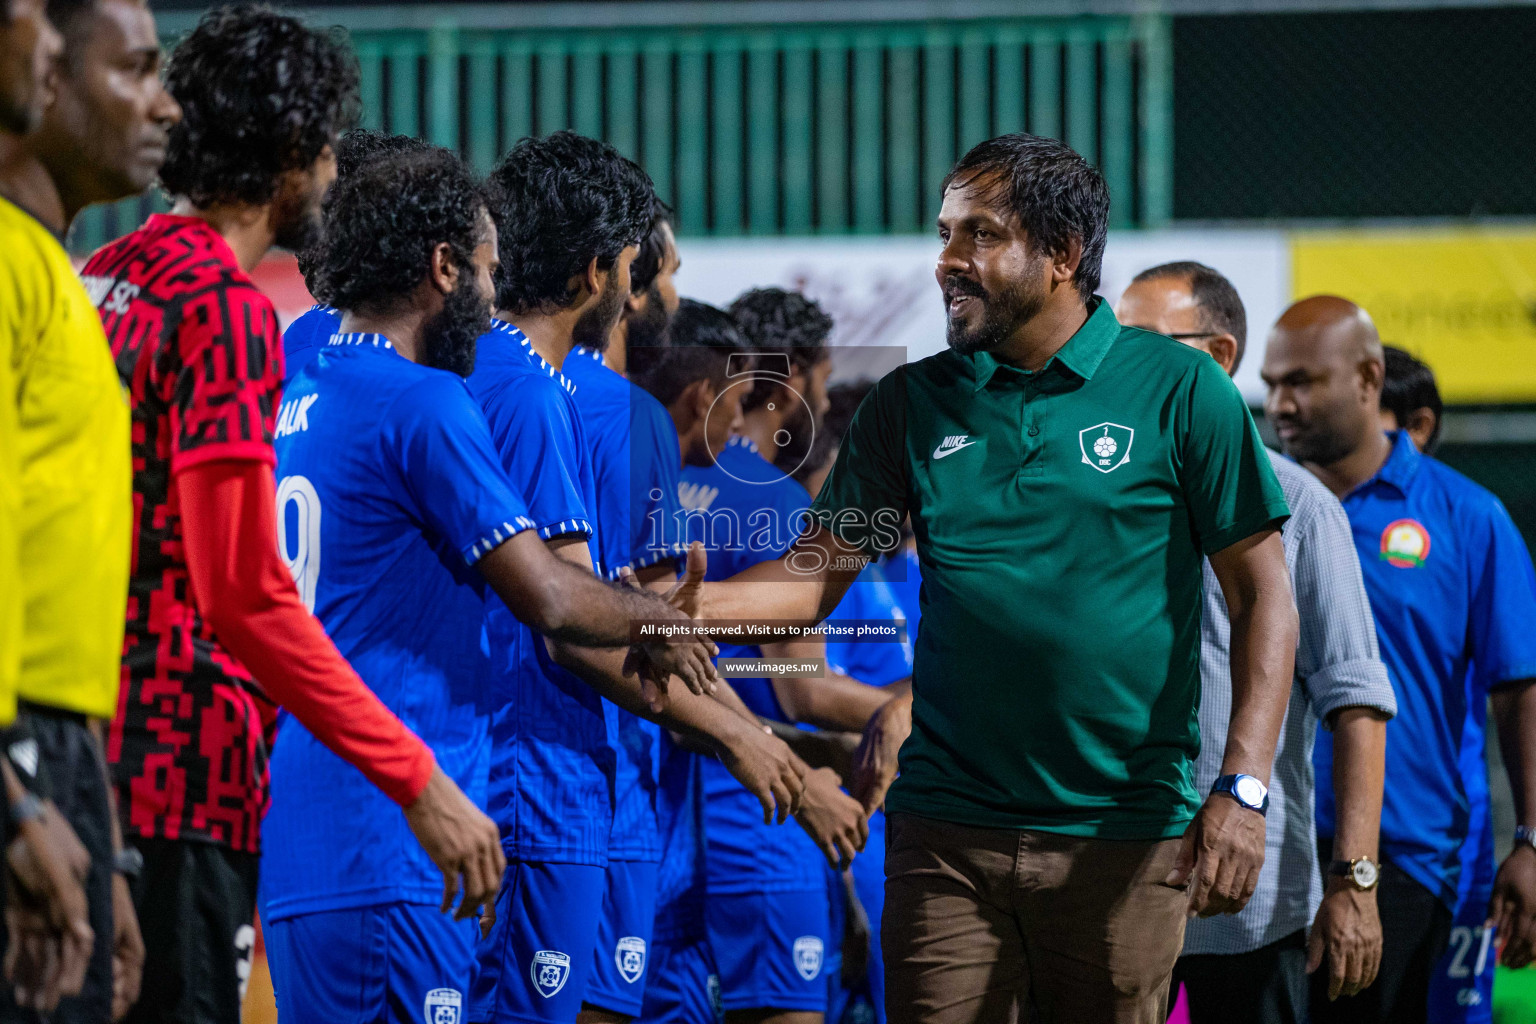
[706,888,830,1013]
[470,860,607,1023]
[1426,890,1496,1024]
[639,935,721,1024]
[586,859,660,1016]
[266,901,476,1024]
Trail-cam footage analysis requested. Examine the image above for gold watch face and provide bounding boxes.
[1351,859,1380,889]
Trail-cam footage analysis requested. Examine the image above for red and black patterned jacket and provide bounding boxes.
[84,215,283,853]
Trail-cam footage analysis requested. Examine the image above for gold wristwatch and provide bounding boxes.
[1327,856,1380,892]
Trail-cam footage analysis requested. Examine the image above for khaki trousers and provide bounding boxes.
[883,813,1188,1024]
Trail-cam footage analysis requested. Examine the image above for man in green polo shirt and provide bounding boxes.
[692,133,1297,1023]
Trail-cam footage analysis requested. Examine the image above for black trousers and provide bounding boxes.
[122,837,259,1024]
[1173,928,1309,1024]
[1310,843,1452,1024]
[0,705,116,1024]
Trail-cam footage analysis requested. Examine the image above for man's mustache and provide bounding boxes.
[943,276,986,300]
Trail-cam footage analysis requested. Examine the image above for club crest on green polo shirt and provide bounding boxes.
[1079,422,1134,473]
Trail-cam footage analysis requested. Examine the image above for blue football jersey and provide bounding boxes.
[260,334,534,921]
[1425,684,1498,1023]
[281,304,341,387]
[467,320,617,867]
[563,347,686,864]
[651,732,708,945]
[824,560,914,688]
[680,436,826,894]
[1315,431,1536,906]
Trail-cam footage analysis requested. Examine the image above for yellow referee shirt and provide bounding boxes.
[1,196,130,720]
[0,222,18,728]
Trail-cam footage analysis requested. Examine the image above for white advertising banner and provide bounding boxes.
[676,229,1290,403]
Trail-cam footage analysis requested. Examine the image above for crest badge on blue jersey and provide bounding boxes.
[614,936,647,984]
[530,950,572,998]
[423,987,462,1024]
[792,936,824,981]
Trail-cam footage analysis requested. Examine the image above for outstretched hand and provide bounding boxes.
[663,542,709,621]
[620,544,719,700]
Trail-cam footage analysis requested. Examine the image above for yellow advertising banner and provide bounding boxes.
[1290,228,1536,402]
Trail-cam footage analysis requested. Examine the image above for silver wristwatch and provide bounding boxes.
[1516,825,1536,852]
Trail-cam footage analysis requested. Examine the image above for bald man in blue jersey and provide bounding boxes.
[1263,297,1536,1024]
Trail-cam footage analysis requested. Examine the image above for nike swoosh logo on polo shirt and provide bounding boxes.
[932,437,978,459]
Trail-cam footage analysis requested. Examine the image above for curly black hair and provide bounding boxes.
[728,287,834,412]
[487,130,655,314]
[335,127,431,180]
[298,128,433,298]
[629,197,675,297]
[159,3,359,208]
[314,146,488,317]
[942,133,1110,300]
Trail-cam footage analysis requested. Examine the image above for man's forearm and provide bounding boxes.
[1493,680,1536,826]
[763,638,893,732]
[1213,532,1298,785]
[1328,707,1388,861]
[545,558,682,648]
[479,533,682,650]
[1220,593,1296,783]
[773,673,894,732]
[706,678,757,724]
[762,719,859,777]
[551,642,753,754]
[700,573,834,627]
[700,529,864,627]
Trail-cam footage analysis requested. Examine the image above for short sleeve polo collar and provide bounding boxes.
[1353,429,1422,499]
[969,297,1120,392]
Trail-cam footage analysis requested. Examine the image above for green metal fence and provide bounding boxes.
[69,13,1172,253]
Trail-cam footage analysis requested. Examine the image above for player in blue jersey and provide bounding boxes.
[562,199,684,1021]
[1261,297,1536,1024]
[630,302,872,1024]
[649,292,884,1024]
[284,128,430,386]
[471,133,808,1024]
[261,146,722,1024]
[1379,348,1496,1024]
